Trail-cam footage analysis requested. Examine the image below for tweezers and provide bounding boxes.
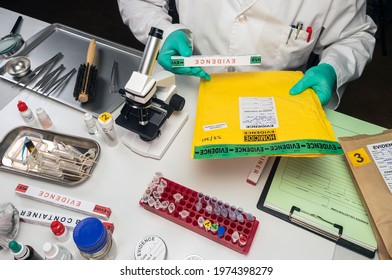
[14,52,63,91]
[45,68,76,96]
[110,60,118,94]
[34,64,65,92]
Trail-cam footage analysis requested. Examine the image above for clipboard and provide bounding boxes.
[257,156,377,258]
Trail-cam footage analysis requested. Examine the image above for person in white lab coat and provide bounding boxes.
[117,0,376,109]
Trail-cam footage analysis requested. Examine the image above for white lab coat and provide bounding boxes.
[118,0,377,109]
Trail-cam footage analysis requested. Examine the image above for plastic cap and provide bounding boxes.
[17,100,28,112]
[84,112,93,121]
[84,113,96,125]
[8,240,22,253]
[73,217,108,254]
[43,242,59,259]
[8,240,28,259]
[98,112,114,128]
[51,220,65,236]
[217,226,226,238]
[36,107,45,115]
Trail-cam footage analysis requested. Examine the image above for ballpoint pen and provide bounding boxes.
[295,22,303,40]
[306,26,313,42]
[286,24,296,44]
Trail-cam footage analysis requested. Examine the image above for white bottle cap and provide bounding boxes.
[36,107,45,115]
[84,112,95,125]
[43,242,60,260]
[84,112,93,120]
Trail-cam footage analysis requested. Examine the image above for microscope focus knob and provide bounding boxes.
[169,94,185,111]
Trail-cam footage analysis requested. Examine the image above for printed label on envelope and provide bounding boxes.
[346,148,372,167]
[239,97,279,129]
[366,140,392,193]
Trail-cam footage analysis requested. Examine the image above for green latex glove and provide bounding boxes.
[157,30,210,80]
[289,63,337,106]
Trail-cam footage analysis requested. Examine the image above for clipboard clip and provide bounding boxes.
[289,206,343,241]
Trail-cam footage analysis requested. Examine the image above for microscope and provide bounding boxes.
[115,27,185,142]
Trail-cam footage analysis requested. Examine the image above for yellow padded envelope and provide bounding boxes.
[192,71,342,159]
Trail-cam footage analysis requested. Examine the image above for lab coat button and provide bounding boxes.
[238,15,248,23]
[228,66,236,72]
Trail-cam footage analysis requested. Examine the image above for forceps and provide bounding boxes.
[14,52,63,91]
[109,60,118,94]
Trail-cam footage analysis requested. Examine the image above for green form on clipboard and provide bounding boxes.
[257,109,384,258]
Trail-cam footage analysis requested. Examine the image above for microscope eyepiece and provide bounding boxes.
[138,27,164,76]
[149,27,163,39]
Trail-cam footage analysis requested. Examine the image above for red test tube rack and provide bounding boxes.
[139,174,259,254]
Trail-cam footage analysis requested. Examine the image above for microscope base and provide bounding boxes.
[120,111,188,159]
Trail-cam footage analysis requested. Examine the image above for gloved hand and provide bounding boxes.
[157,30,210,80]
[289,63,337,106]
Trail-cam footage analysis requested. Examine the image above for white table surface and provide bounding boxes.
[0,7,372,260]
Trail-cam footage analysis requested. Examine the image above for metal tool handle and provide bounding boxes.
[86,39,96,65]
[10,16,23,35]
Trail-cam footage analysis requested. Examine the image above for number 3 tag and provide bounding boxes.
[346,148,372,167]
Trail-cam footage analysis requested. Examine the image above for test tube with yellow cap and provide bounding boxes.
[98,112,118,147]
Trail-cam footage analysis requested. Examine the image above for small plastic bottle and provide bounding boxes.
[36,107,53,129]
[98,112,118,147]
[43,242,72,260]
[84,112,98,134]
[50,220,70,242]
[73,217,117,260]
[8,240,43,260]
[17,100,37,126]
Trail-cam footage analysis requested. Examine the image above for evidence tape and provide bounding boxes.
[193,139,342,159]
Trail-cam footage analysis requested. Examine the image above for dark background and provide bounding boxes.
[0,0,145,51]
[1,0,391,128]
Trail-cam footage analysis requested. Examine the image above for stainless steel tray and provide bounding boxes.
[0,126,100,186]
[0,23,142,117]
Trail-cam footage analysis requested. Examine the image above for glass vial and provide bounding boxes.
[84,112,98,134]
[43,242,72,260]
[36,107,53,129]
[73,217,117,260]
[50,221,70,242]
[98,112,118,147]
[17,100,37,126]
[8,240,43,260]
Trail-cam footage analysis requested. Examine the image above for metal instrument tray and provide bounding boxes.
[0,126,100,186]
[0,23,142,117]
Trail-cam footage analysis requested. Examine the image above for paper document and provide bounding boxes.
[257,110,385,257]
[191,71,341,159]
[366,140,392,193]
[265,156,376,250]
